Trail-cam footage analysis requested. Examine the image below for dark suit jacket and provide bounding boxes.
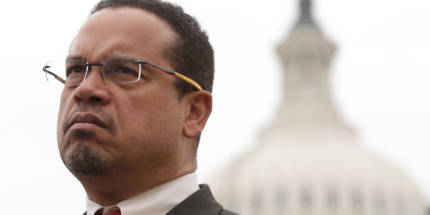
[84,184,238,215]
[167,184,238,215]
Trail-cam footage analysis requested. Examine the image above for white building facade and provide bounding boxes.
[211,1,427,214]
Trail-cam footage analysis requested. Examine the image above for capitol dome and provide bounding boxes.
[210,1,427,214]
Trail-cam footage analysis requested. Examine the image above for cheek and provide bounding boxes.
[118,107,183,168]
[57,92,68,141]
[115,96,183,145]
[57,90,74,149]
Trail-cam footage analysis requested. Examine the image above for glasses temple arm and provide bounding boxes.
[141,61,203,91]
[173,72,203,91]
[43,66,66,84]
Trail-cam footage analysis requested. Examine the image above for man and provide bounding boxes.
[43,0,238,214]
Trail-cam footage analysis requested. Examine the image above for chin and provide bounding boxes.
[63,142,112,177]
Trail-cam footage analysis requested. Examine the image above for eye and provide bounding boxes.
[114,66,137,75]
[105,65,140,83]
[66,65,86,77]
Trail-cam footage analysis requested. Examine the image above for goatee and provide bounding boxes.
[65,144,111,176]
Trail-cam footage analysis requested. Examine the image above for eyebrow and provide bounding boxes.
[66,55,140,63]
[66,55,86,61]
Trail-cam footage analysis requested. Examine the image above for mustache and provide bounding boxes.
[63,105,115,134]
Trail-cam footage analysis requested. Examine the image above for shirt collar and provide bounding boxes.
[86,172,199,215]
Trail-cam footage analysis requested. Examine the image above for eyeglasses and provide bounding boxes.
[42,56,203,90]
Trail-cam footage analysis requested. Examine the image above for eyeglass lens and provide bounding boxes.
[59,57,142,86]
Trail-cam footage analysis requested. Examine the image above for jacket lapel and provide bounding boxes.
[166,184,223,215]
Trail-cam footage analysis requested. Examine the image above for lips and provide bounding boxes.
[66,113,108,132]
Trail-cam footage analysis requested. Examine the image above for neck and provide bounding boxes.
[78,163,196,205]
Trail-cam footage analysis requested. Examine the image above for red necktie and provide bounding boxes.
[104,210,121,215]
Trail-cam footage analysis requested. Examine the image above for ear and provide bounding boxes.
[183,90,212,138]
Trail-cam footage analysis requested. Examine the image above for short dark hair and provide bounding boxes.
[91,0,214,96]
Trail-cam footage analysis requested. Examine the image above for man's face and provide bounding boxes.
[57,8,190,179]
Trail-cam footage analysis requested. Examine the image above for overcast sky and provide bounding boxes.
[0,0,429,214]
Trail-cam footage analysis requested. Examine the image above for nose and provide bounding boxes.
[73,67,110,105]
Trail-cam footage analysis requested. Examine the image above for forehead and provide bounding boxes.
[70,7,177,62]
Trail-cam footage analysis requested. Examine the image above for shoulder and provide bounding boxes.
[218,208,239,215]
[167,184,239,215]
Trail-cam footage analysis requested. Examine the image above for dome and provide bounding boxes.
[211,133,427,215]
[210,0,427,214]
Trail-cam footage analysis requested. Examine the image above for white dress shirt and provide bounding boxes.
[86,173,199,215]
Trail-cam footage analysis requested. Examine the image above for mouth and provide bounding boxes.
[66,113,109,132]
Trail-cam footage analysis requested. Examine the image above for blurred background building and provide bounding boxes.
[210,0,428,214]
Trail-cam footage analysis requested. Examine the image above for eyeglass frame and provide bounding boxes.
[42,56,203,91]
